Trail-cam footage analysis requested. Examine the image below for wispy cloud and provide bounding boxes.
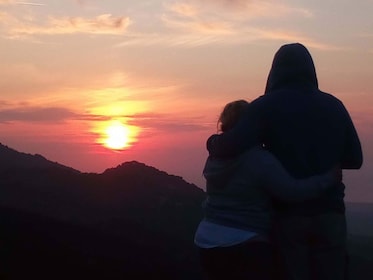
[125,112,209,133]
[0,0,14,4]
[0,106,78,123]
[0,0,44,5]
[116,25,339,50]
[251,28,343,51]
[16,2,45,6]
[0,100,12,108]
[114,0,332,49]
[167,2,199,18]
[0,103,209,133]
[161,14,235,35]
[7,14,131,36]
[84,111,209,133]
[161,0,315,41]
[74,0,86,6]
[166,0,313,20]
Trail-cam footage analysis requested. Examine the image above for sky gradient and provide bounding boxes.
[1,0,372,202]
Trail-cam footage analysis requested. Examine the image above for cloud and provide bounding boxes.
[77,114,112,122]
[0,0,44,5]
[83,111,209,134]
[0,103,209,134]
[8,14,131,36]
[74,0,86,6]
[125,112,209,133]
[167,2,199,18]
[162,0,311,39]
[166,0,313,20]
[116,24,339,50]
[16,2,45,6]
[0,100,12,108]
[113,0,332,49]
[0,11,17,28]
[251,28,343,51]
[0,106,78,123]
[0,0,13,4]
[161,13,235,36]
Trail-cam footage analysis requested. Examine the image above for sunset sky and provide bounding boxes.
[0,0,372,202]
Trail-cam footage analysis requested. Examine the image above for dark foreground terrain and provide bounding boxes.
[0,143,372,279]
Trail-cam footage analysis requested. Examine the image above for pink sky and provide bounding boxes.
[0,0,372,202]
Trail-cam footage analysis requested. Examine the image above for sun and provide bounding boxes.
[93,118,140,151]
[104,120,131,150]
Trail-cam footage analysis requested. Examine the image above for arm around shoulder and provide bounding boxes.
[253,149,339,202]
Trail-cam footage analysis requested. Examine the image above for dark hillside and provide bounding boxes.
[1,143,372,279]
[0,206,202,279]
[0,144,204,279]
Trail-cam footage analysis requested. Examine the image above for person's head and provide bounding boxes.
[265,42,318,94]
[218,99,249,133]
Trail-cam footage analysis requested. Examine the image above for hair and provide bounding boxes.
[218,99,249,133]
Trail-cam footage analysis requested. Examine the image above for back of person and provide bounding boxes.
[254,89,355,214]
[257,43,362,280]
[249,43,362,216]
[203,150,273,234]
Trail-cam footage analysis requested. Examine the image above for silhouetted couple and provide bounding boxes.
[194,43,363,280]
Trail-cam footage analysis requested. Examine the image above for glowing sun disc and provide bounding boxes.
[104,121,130,150]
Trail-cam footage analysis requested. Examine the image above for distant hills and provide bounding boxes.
[0,143,205,279]
[0,143,372,279]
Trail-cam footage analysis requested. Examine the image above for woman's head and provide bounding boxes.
[218,99,249,133]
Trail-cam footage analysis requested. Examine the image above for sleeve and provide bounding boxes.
[250,150,337,202]
[340,102,363,169]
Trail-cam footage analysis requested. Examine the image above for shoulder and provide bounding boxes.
[317,90,344,105]
[242,146,278,167]
[316,91,351,116]
[241,147,285,180]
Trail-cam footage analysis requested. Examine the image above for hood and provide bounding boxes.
[264,43,318,94]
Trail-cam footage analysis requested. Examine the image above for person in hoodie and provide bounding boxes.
[206,43,363,280]
[194,99,342,280]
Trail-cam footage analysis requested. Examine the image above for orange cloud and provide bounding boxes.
[0,0,13,4]
[167,0,313,20]
[0,0,44,5]
[252,28,343,51]
[9,14,131,36]
[0,106,77,123]
[161,14,234,35]
[125,112,210,133]
[154,0,337,49]
[168,3,198,18]
[162,0,314,42]
[149,13,338,50]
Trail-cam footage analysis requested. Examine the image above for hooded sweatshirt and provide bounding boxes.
[207,43,362,215]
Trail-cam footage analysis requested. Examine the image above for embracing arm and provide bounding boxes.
[250,149,340,202]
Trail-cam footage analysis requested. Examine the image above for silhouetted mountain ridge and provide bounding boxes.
[0,143,79,173]
[0,143,204,279]
[0,143,372,279]
[102,160,197,196]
